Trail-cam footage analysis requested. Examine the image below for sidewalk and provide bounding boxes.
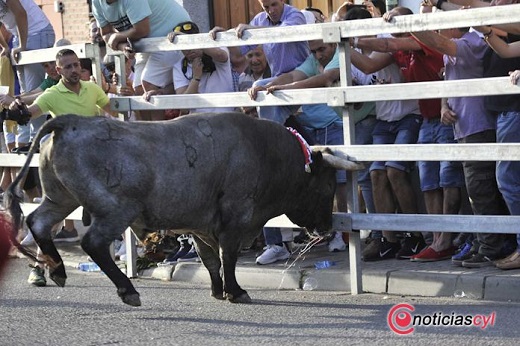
[48,238,520,303]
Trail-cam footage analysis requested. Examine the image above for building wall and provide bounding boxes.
[60,0,91,43]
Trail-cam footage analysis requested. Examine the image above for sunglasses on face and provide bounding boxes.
[173,23,193,32]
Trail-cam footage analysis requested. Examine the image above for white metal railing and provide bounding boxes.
[3,5,520,291]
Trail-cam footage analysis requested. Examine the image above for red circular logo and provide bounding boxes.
[387,303,415,335]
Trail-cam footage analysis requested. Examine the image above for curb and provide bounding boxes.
[135,261,520,302]
[61,247,520,302]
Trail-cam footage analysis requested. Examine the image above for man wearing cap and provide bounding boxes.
[166,21,234,114]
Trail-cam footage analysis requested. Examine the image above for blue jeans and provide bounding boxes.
[13,24,55,92]
[496,111,520,249]
[304,121,347,183]
[253,77,300,125]
[13,24,55,143]
[417,118,465,191]
[355,115,377,215]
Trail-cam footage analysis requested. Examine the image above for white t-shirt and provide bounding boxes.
[373,62,420,122]
[0,0,50,36]
[173,47,234,113]
[366,34,420,122]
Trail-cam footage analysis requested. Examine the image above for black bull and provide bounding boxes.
[3,113,362,306]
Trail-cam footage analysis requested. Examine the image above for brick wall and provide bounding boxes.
[60,0,91,43]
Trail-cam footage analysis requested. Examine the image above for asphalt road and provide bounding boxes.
[1,258,519,346]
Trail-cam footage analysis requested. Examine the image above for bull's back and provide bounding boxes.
[44,114,305,230]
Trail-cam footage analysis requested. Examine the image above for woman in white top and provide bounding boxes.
[168,21,234,114]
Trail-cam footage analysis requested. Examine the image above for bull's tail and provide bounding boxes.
[2,116,70,262]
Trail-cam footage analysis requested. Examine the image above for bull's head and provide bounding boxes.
[286,148,363,236]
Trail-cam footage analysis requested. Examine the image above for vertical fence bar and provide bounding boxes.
[338,40,363,295]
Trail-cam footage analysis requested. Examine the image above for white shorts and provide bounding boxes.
[140,51,183,89]
[132,53,149,89]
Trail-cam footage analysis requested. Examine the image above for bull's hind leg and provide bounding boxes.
[80,218,141,307]
[218,231,251,304]
[191,236,225,300]
[26,199,77,287]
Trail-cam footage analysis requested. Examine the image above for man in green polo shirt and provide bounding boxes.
[27,49,111,118]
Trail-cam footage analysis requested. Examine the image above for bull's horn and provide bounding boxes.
[320,149,364,171]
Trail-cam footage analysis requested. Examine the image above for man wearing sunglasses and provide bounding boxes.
[167,21,234,114]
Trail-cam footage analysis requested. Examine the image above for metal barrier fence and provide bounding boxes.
[3,5,520,293]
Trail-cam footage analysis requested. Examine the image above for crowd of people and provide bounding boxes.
[1,0,520,287]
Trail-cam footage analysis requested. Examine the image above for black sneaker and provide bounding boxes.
[293,230,310,244]
[54,227,80,243]
[462,253,497,268]
[362,237,400,262]
[396,233,426,259]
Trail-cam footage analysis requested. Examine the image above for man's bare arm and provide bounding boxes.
[356,37,422,53]
[267,70,339,92]
[350,49,394,74]
[411,31,458,57]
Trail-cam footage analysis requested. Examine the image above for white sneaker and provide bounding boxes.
[328,232,346,252]
[21,232,35,246]
[255,245,290,265]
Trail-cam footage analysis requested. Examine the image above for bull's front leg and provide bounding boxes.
[81,228,141,307]
[192,236,225,300]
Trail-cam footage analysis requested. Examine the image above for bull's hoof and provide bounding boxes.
[117,287,141,307]
[227,292,252,304]
[50,274,66,287]
[121,293,141,307]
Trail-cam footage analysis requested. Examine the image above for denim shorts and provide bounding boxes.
[370,114,422,173]
[417,118,465,191]
[304,121,346,183]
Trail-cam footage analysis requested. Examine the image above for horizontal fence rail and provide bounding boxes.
[103,5,520,52]
[266,213,520,234]
[3,143,520,168]
[111,77,520,111]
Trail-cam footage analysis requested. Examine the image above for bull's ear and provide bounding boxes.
[317,148,365,171]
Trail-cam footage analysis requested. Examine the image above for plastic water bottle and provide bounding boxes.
[453,290,466,298]
[302,277,318,291]
[314,260,336,270]
[78,262,101,272]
